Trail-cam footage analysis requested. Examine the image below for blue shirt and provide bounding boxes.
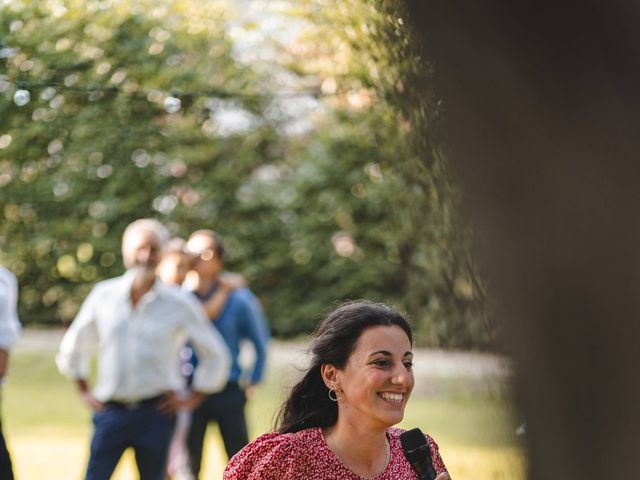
[194,286,270,385]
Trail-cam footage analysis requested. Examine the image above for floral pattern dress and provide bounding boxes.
[224,427,447,479]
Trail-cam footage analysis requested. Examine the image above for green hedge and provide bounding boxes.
[0,0,492,349]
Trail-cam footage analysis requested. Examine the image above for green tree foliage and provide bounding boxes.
[0,0,493,348]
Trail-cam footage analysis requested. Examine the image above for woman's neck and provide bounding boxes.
[323,422,390,479]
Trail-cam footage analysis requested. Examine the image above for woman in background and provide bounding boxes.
[157,238,242,480]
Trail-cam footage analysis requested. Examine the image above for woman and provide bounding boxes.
[224,300,451,479]
[157,237,244,480]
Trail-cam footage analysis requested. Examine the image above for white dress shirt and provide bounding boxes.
[0,266,21,350]
[56,270,230,402]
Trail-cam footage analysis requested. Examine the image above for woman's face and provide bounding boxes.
[157,251,192,285]
[330,325,414,430]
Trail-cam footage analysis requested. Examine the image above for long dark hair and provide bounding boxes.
[275,300,413,434]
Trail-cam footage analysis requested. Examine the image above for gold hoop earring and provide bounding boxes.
[328,386,339,402]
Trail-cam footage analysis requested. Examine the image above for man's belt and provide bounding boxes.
[103,394,164,410]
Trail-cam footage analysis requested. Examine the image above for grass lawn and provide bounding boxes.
[3,331,526,479]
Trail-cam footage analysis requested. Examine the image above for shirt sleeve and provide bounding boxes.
[224,432,297,480]
[182,295,231,393]
[0,268,21,350]
[426,433,448,475]
[238,291,270,385]
[56,285,100,379]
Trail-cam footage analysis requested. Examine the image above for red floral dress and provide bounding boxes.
[224,427,447,479]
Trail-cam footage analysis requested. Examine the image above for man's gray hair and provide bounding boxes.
[122,218,170,248]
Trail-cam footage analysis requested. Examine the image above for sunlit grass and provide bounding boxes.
[3,335,526,479]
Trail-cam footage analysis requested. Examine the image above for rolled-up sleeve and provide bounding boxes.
[0,268,21,350]
[56,287,99,379]
[183,297,230,393]
[241,294,270,385]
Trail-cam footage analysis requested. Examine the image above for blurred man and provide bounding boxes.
[56,219,230,480]
[0,266,21,480]
[184,230,269,478]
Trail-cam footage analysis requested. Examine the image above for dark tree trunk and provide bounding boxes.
[405,1,640,478]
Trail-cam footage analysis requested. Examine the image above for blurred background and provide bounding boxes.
[0,0,522,478]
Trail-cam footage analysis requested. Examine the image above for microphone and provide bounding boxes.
[400,428,437,480]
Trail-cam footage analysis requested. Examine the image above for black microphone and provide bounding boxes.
[400,428,437,480]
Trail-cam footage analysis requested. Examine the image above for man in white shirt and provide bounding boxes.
[57,219,230,480]
[0,265,21,480]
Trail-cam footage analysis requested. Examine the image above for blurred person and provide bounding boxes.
[157,237,247,321]
[224,300,451,480]
[157,237,193,287]
[184,229,269,478]
[158,238,242,480]
[0,266,21,480]
[56,219,230,480]
[157,237,196,480]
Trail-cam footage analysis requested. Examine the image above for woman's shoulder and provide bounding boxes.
[224,428,325,479]
[240,428,320,452]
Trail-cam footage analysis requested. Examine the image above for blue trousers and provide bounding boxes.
[0,392,14,480]
[0,422,14,480]
[187,382,248,478]
[85,403,175,480]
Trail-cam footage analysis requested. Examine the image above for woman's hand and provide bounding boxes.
[219,272,246,292]
[157,390,206,415]
[435,473,451,480]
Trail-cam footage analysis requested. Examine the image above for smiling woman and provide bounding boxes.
[223,300,451,480]
[321,324,415,432]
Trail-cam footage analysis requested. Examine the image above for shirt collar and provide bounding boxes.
[192,281,219,301]
[121,269,162,302]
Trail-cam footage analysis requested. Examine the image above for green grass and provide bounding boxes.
[2,338,526,479]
